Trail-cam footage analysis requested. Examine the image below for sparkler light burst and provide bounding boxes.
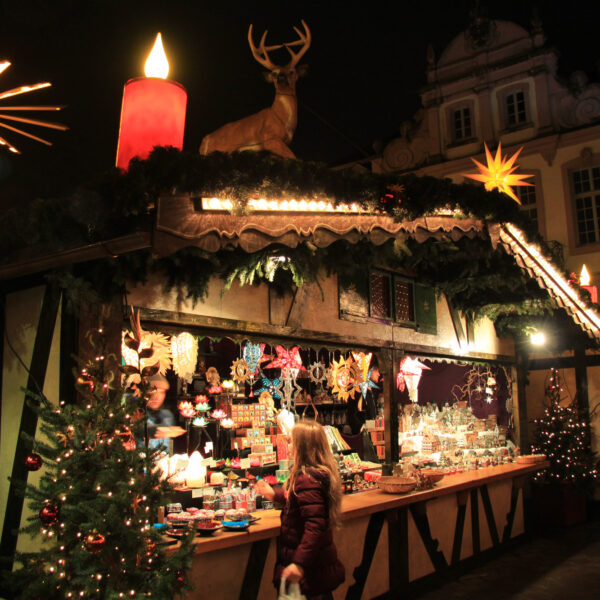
[462,142,533,204]
[0,61,67,154]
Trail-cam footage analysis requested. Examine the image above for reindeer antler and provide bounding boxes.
[248,20,311,70]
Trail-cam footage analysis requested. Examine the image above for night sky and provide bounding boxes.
[0,0,599,202]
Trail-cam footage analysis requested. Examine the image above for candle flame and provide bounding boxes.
[144,33,169,79]
[580,264,591,286]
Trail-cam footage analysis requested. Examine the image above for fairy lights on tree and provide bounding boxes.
[531,367,598,494]
[9,313,195,599]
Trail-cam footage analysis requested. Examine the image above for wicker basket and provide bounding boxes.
[378,476,417,494]
[516,454,546,464]
[421,469,445,484]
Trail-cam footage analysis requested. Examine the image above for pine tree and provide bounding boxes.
[9,318,195,599]
[531,367,598,495]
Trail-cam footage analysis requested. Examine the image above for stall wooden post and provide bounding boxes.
[574,341,589,412]
[515,347,530,452]
[379,348,398,475]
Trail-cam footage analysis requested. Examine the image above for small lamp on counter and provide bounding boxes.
[580,264,598,303]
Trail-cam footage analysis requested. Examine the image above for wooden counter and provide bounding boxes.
[180,462,545,599]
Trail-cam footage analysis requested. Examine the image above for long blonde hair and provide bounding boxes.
[285,420,342,528]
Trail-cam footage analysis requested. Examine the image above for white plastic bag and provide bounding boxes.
[278,576,306,600]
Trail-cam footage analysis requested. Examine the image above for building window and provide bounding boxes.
[505,91,527,126]
[515,184,539,231]
[573,166,600,245]
[453,107,472,141]
[369,271,414,324]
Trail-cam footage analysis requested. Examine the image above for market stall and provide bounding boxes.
[168,461,544,600]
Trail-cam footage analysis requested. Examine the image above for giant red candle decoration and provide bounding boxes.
[116,33,187,170]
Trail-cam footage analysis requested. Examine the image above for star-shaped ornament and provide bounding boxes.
[462,142,534,204]
[265,345,306,377]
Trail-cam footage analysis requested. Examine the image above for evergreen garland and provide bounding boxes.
[0,147,590,342]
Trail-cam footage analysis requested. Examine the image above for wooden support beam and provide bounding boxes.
[387,507,409,592]
[479,485,500,547]
[502,476,526,543]
[346,511,385,600]
[574,342,589,413]
[409,502,448,572]
[515,349,530,451]
[470,488,480,555]
[0,285,60,574]
[239,538,271,600]
[379,348,398,475]
[451,491,469,565]
[528,353,600,371]
[446,298,466,346]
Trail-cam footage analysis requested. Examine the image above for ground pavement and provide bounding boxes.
[412,517,600,600]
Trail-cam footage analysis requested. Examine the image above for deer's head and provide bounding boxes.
[248,20,311,96]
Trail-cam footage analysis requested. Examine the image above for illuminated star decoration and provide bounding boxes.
[359,367,380,400]
[330,356,361,402]
[256,376,282,400]
[265,345,306,377]
[396,356,431,403]
[0,60,67,154]
[462,142,534,204]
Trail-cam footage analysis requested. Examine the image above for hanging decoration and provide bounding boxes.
[330,355,361,402]
[39,504,59,526]
[397,356,431,403]
[230,358,250,384]
[255,376,282,401]
[192,416,208,428]
[171,332,198,383]
[352,351,372,409]
[205,366,223,394]
[308,361,327,386]
[0,60,67,154]
[24,452,42,471]
[121,330,172,375]
[243,342,265,375]
[358,367,380,402]
[280,372,302,410]
[462,142,534,204]
[85,532,106,554]
[265,345,306,377]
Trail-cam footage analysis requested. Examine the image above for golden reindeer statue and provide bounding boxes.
[199,21,311,158]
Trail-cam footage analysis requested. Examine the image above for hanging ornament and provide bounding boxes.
[265,345,306,377]
[122,330,172,375]
[243,342,265,375]
[330,356,361,402]
[230,358,250,384]
[255,376,282,400]
[462,142,534,204]
[396,356,431,403]
[145,537,156,557]
[85,532,106,554]
[39,504,60,526]
[325,365,335,389]
[24,452,42,471]
[308,362,327,386]
[175,569,186,590]
[358,367,380,402]
[280,372,302,410]
[171,332,198,383]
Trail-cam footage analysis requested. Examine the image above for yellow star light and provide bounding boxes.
[0,60,67,154]
[462,142,534,204]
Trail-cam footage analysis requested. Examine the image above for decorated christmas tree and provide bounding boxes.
[8,313,195,599]
[531,367,598,494]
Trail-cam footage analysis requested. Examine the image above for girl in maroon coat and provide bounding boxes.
[257,420,345,599]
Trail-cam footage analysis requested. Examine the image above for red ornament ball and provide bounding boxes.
[85,533,106,554]
[25,452,42,471]
[39,504,60,525]
[175,570,185,589]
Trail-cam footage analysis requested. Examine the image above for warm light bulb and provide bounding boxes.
[144,33,169,78]
[530,331,546,346]
[580,264,591,286]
